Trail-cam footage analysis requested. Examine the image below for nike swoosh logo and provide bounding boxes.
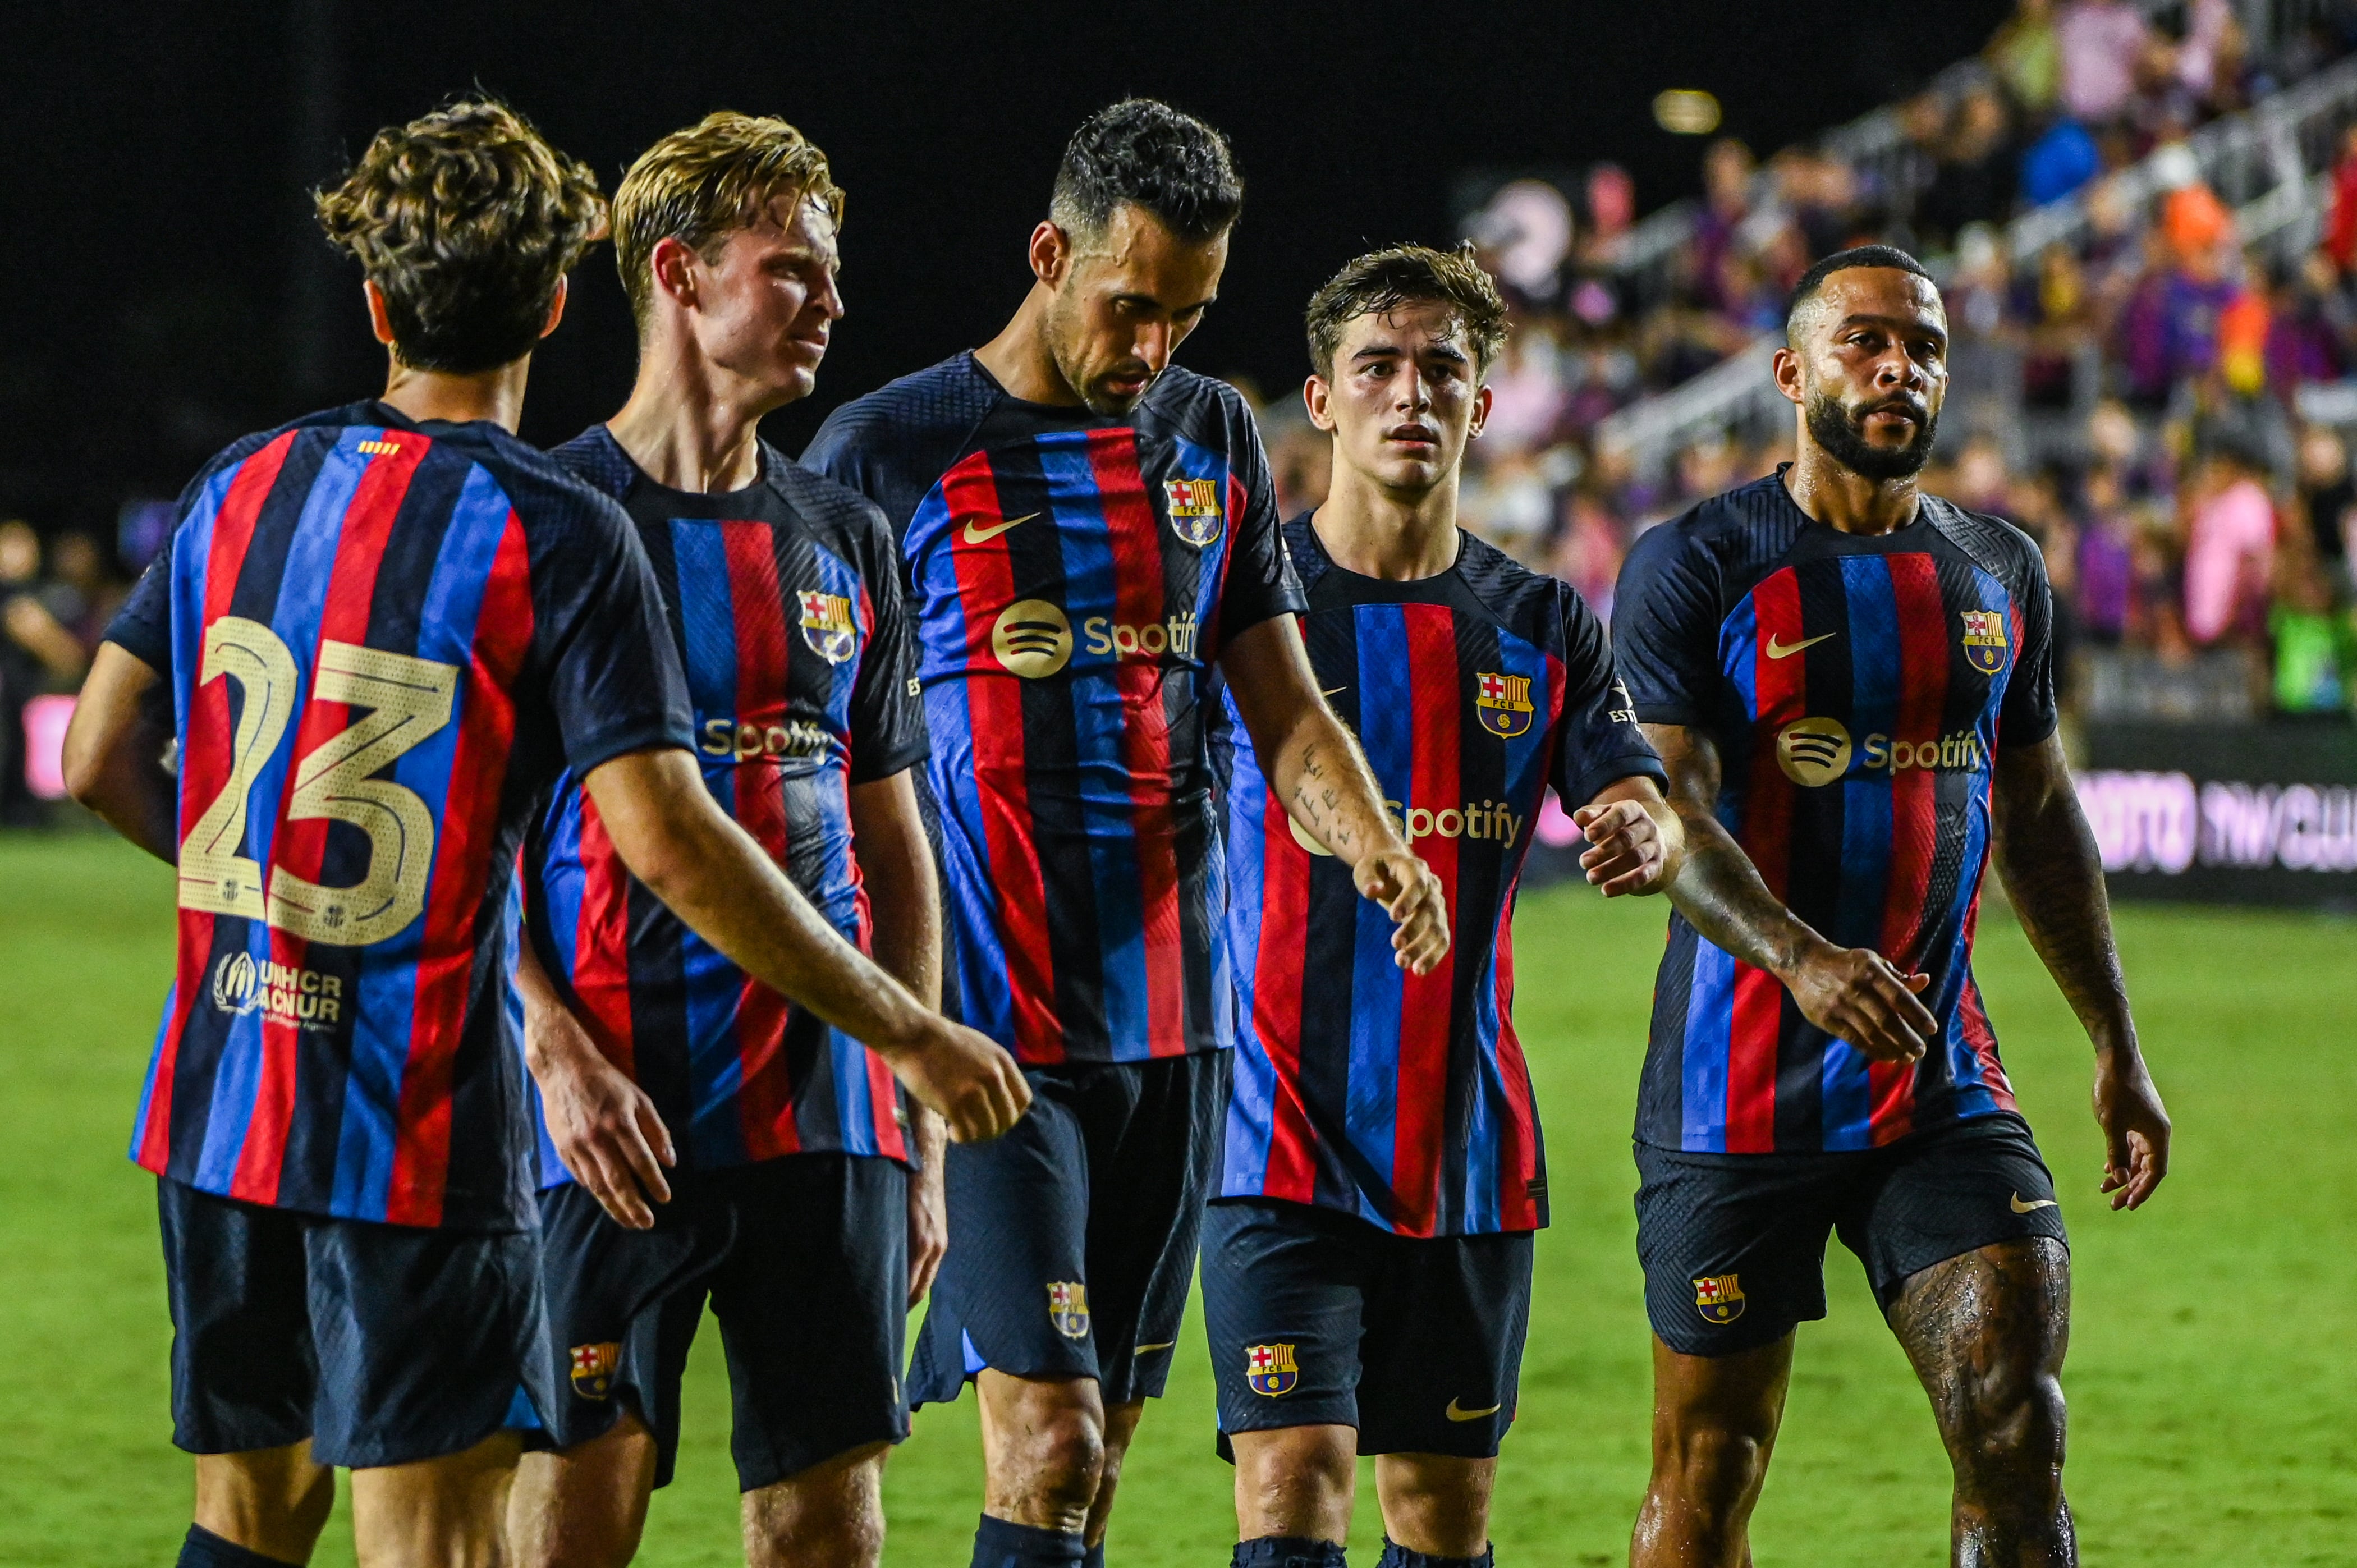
[1133,1341,1176,1354]
[1765,631,1837,660]
[1445,1397,1502,1422]
[2010,1193,2059,1214]
[963,511,1039,545]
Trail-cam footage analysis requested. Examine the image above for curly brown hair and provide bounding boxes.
[613,112,845,331]
[1304,242,1508,379]
[315,99,608,374]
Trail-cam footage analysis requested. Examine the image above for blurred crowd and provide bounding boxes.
[1256,0,2357,725]
[0,521,127,822]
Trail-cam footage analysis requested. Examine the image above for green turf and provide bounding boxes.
[2,829,2351,1565]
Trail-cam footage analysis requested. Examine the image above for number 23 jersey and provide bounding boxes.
[104,402,693,1231]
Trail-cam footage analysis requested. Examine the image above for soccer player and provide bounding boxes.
[804,101,1450,1568]
[1612,245,2172,1567]
[500,113,941,1568]
[60,101,1026,1568]
[1205,244,1678,1568]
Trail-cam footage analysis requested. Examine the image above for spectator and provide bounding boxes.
[2057,0,2154,126]
[1918,86,2019,248]
[2019,241,2095,407]
[2295,421,2354,588]
[1987,0,2063,117]
[2266,530,2356,715]
[0,520,91,826]
[2181,446,2277,644]
[2266,251,2356,393]
[2076,465,2139,644]
[1690,137,1756,313]
[2326,125,2357,272]
[2019,115,2103,208]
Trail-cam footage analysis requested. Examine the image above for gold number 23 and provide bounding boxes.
[178,615,458,946]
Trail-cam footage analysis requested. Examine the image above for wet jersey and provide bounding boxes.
[804,353,1303,1065]
[104,402,693,1230]
[1612,470,2059,1154]
[1218,519,1664,1235]
[521,430,927,1180]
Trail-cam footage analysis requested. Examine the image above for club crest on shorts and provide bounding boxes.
[1162,478,1223,547]
[1693,1274,1745,1325]
[570,1341,621,1400]
[799,590,857,664]
[1959,609,2010,675]
[1476,671,1534,739]
[1245,1342,1299,1396]
[1047,1281,1091,1340]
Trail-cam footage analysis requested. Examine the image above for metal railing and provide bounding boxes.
[1594,48,2357,474]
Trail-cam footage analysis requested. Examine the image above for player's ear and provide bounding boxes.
[539,275,568,341]
[1304,374,1336,433]
[1030,221,1071,287]
[1468,381,1494,441]
[363,280,397,349]
[1771,344,1806,408]
[649,236,700,314]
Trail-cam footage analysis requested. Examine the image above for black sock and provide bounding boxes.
[1233,1536,1348,1567]
[176,1524,301,1568]
[1375,1539,1491,1568]
[973,1514,1087,1568]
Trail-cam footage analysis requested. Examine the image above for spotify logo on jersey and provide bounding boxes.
[1776,717,1854,787]
[992,600,1074,678]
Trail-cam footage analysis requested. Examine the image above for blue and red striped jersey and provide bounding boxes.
[1612,470,2060,1154]
[102,402,693,1230]
[1217,520,1663,1236]
[804,354,1303,1065]
[520,429,927,1181]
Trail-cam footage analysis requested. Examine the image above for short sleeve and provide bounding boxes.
[1551,582,1667,809]
[847,514,930,783]
[1999,544,2060,749]
[1214,406,1308,641]
[536,490,696,776]
[1611,521,1724,728]
[104,537,175,675]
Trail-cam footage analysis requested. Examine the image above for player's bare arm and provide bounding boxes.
[1991,732,2170,1209]
[1644,719,1938,1063]
[515,937,675,1230]
[63,643,179,862]
[1573,775,1682,898]
[849,767,953,1305]
[1219,614,1450,975]
[582,747,1031,1143]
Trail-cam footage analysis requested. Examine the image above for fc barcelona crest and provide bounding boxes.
[570,1341,621,1400]
[1959,610,2010,675]
[1047,1281,1091,1340]
[800,590,857,664]
[1693,1274,1745,1326]
[1476,671,1534,739]
[1245,1342,1299,1397]
[1163,478,1223,547]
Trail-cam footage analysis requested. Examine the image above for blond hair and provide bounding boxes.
[613,111,845,328]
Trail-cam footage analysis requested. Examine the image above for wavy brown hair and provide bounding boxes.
[1305,242,1508,378]
[612,112,845,331]
[315,99,607,374]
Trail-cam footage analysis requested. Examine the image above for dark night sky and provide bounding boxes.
[1,1,2010,539]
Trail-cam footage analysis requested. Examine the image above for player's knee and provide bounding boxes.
[1650,1416,1773,1509]
[1013,1406,1109,1512]
[1950,1368,2066,1494]
[1237,1429,1355,1522]
[742,1445,888,1568]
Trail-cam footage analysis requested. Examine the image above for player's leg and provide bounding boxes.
[713,1155,911,1568]
[506,1176,714,1568]
[158,1180,334,1566]
[1629,1143,1840,1567]
[1204,1197,1372,1566]
[1356,1225,1532,1566]
[1081,1397,1145,1555]
[1850,1116,2075,1566]
[302,1217,548,1567]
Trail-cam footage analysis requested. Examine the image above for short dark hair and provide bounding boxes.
[1049,98,1243,244]
[1305,242,1510,377]
[1785,244,1936,337]
[315,99,608,374]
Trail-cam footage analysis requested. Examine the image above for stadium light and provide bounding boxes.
[1653,89,1722,135]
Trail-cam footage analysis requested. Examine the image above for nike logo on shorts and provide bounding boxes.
[2010,1192,2059,1213]
[1445,1397,1502,1422]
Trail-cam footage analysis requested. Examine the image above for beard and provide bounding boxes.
[1806,389,1939,480]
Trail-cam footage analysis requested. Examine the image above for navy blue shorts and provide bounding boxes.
[158,1177,548,1469]
[526,1153,909,1491]
[907,1052,1222,1410]
[1635,1112,2071,1357]
[1200,1198,1533,1460]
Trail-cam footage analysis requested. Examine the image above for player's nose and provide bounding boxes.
[1135,322,1172,372]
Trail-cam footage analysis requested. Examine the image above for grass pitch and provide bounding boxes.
[2,830,2351,1566]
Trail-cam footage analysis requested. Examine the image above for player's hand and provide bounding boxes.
[886,1018,1031,1144]
[525,1005,675,1230]
[1574,798,1671,897]
[1786,941,1936,1064]
[907,1157,948,1308]
[2092,1049,2170,1210]
[1355,845,1450,975]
